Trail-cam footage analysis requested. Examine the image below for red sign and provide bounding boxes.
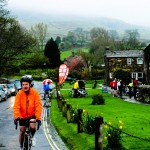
[59,64,69,85]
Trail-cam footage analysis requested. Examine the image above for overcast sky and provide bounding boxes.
[7,0,150,27]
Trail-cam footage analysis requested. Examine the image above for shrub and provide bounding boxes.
[81,69,92,80]
[112,68,131,85]
[91,69,105,80]
[83,112,95,134]
[91,93,105,105]
[138,85,150,103]
[70,106,78,123]
[104,120,124,149]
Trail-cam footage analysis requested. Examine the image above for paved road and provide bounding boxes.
[0,81,68,150]
[0,94,50,150]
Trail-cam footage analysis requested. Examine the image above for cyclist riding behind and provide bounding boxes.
[43,80,51,100]
[13,76,42,150]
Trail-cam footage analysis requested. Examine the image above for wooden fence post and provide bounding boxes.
[58,97,62,111]
[77,109,83,133]
[55,79,59,102]
[66,104,71,123]
[62,100,66,117]
[95,116,103,150]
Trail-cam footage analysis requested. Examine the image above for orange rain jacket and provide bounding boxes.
[13,88,42,120]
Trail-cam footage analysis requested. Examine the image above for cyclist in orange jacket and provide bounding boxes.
[13,76,42,150]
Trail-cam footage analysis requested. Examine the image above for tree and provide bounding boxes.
[74,28,87,46]
[29,22,48,50]
[20,53,49,70]
[124,29,140,49]
[80,51,94,72]
[108,30,119,41]
[44,38,61,68]
[55,36,61,45]
[89,27,114,65]
[65,55,85,72]
[0,0,35,76]
[90,27,110,40]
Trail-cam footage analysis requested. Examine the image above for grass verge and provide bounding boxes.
[51,85,150,149]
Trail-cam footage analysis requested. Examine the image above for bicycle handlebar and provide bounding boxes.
[15,121,18,130]
[15,120,41,130]
[37,121,40,130]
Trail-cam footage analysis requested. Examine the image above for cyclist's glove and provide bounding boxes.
[37,120,42,130]
[14,118,20,126]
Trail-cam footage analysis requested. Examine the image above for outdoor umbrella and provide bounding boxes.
[42,79,53,85]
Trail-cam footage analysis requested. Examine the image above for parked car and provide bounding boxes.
[0,78,10,84]
[66,77,76,82]
[7,79,16,84]
[0,87,7,101]
[0,84,11,98]
[7,83,18,96]
[22,75,34,87]
[14,80,22,91]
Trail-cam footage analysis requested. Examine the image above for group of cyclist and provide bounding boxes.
[109,78,139,99]
[13,76,87,149]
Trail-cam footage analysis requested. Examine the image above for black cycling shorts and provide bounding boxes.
[19,115,36,126]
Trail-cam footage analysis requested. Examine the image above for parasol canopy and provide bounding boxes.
[42,79,53,85]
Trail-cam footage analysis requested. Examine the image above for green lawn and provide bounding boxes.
[60,47,89,61]
[61,51,72,61]
[50,83,150,150]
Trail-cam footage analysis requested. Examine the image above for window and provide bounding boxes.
[132,72,136,79]
[131,72,143,79]
[137,58,143,64]
[127,58,132,64]
[138,72,143,78]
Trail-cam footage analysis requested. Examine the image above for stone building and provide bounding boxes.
[104,49,145,84]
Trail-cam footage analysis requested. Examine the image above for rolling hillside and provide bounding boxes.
[10,9,150,41]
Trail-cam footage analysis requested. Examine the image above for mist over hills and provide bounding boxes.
[10,9,150,41]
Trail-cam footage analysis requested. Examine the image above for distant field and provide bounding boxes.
[61,51,72,61]
[61,47,89,61]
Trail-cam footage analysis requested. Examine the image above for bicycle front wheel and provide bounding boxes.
[23,134,32,150]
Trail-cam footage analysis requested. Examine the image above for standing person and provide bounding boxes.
[109,78,118,97]
[92,80,97,89]
[13,76,42,150]
[133,78,138,99]
[109,79,114,95]
[128,82,133,98]
[73,80,79,98]
[117,79,123,98]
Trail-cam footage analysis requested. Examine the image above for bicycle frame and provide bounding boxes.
[77,89,88,97]
[23,121,33,150]
[44,89,54,99]
[15,120,40,150]
[69,89,88,97]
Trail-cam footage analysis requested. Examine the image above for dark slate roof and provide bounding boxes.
[105,50,143,58]
[144,44,150,52]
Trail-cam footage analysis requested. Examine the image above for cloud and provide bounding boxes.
[7,0,150,26]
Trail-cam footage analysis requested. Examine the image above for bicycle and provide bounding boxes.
[44,89,54,100]
[15,120,40,150]
[43,89,55,107]
[68,88,88,98]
